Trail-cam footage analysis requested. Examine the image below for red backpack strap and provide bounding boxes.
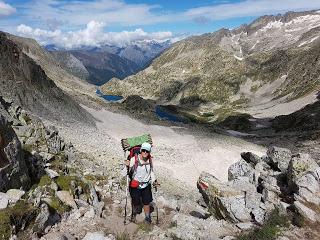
[149,155,153,170]
[134,154,138,171]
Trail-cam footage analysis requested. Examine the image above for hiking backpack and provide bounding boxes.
[121,133,153,179]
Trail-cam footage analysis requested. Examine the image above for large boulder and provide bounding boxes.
[288,153,319,185]
[33,203,60,235]
[228,159,255,183]
[240,152,261,166]
[6,189,25,204]
[294,201,319,223]
[197,172,265,223]
[0,107,30,191]
[266,146,292,172]
[287,153,320,204]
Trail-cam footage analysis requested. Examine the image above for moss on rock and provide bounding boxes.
[0,201,37,240]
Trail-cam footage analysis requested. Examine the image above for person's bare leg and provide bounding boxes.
[144,204,151,223]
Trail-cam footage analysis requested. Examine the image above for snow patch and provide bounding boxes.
[260,20,283,32]
[284,15,320,30]
[234,55,243,61]
[250,40,260,50]
[298,36,319,47]
[226,130,255,137]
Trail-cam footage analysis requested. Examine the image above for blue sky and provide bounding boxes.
[1,0,320,48]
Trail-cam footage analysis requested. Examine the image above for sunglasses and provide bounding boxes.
[141,149,150,153]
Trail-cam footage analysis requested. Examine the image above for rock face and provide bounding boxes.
[33,203,60,234]
[0,32,94,125]
[68,50,140,86]
[272,100,320,132]
[198,172,263,223]
[198,146,320,225]
[0,105,30,191]
[266,146,292,172]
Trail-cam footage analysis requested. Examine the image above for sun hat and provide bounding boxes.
[141,142,152,152]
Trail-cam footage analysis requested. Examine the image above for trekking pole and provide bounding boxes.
[124,151,129,225]
[154,185,159,225]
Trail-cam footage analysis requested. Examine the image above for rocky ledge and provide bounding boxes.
[198,146,320,236]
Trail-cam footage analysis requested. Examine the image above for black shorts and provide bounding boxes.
[129,184,153,206]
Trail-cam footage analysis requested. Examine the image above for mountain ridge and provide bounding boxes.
[48,40,170,85]
[101,9,320,121]
[0,32,94,125]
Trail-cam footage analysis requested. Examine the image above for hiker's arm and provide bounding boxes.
[124,157,135,167]
[151,170,158,184]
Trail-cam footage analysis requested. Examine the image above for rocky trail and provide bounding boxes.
[1,96,320,240]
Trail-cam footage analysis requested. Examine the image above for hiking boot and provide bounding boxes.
[144,216,152,224]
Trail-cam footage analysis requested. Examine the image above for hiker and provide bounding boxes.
[125,142,159,224]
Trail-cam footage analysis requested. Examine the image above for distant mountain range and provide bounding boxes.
[47,40,171,86]
[102,10,320,121]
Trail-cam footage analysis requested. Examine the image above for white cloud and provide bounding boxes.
[19,0,173,29]
[185,0,320,21]
[0,1,16,16]
[14,0,320,31]
[16,21,174,48]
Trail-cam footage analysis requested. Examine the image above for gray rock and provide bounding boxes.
[294,201,319,222]
[168,213,228,240]
[245,190,262,210]
[228,159,255,183]
[261,175,281,204]
[236,222,255,230]
[295,169,320,205]
[251,208,265,225]
[198,172,253,223]
[48,135,65,154]
[39,152,54,162]
[222,237,236,240]
[45,168,60,179]
[88,184,99,207]
[40,232,71,240]
[288,153,319,191]
[6,189,25,204]
[241,152,261,166]
[33,203,60,235]
[75,199,89,208]
[56,191,77,209]
[0,192,9,209]
[94,201,104,217]
[82,232,112,240]
[266,146,292,172]
[33,203,50,234]
[279,201,290,215]
[83,207,95,219]
[0,112,31,191]
[262,188,280,205]
[18,110,29,125]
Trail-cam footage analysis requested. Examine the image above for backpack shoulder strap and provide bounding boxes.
[149,155,153,170]
[134,154,139,171]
